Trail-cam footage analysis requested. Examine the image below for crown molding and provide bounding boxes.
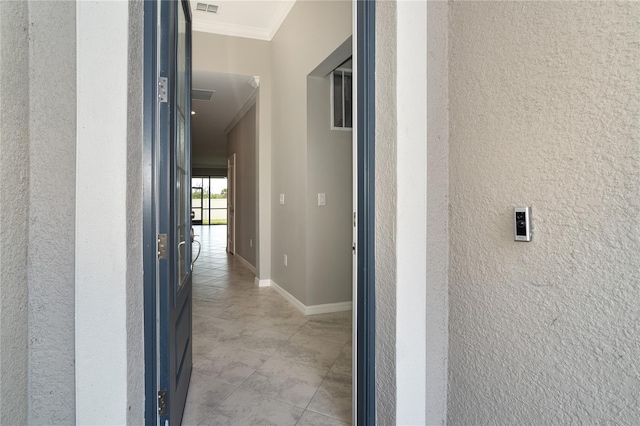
[192,0,296,41]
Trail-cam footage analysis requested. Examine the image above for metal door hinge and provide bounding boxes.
[353,212,357,227]
[158,234,168,259]
[158,390,168,415]
[158,77,168,103]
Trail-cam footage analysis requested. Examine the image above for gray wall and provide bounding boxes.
[270,0,352,305]
[27,2,76,423]
[0,1,30,423]
[0,1,77,424]
[193,31,272,280]
[306,75,352,306]
[126,0,145,423]
[228,103,258,268]
[374,1,397,423]
[448,2,640,424]
[426,1,449,422]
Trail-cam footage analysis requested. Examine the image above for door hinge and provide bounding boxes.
[352,243,356,253]
[158,77,168,103]
[353,212,357,227]
[158,390,168,415]
[158,234,168,259]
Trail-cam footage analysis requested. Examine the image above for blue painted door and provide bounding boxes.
[157,0,193,424]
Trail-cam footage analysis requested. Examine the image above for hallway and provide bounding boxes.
[183,225,353,425]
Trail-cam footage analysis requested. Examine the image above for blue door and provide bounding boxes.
[145,0,193,424]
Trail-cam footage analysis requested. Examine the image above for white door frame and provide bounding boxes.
[227,153,236,254]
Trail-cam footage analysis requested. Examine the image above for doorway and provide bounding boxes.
[143,1,376,424]
[192,176,229,226]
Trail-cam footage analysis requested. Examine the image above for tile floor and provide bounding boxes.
[182,225,353,426]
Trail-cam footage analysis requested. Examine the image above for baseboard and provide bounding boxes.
[304,301,352,315]
[270,280,307,314]
[270,280,353,316]
[255,278,271,287]
[235,253,256,274]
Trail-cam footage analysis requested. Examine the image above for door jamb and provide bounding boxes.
[355,0,376,424]
[143,0,159,422]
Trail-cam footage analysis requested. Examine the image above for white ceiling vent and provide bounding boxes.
[196,3,219,14]
[192,89,215,101]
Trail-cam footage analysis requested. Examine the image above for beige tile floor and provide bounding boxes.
[182,225,353,426]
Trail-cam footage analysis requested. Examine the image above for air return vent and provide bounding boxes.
[196,3,219,13]
[191,89,215,101]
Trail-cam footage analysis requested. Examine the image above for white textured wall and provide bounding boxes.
[75,1,130,423]
[395,0,427,422]
[228,104,258,268]
[270,0,352,304]
[375,1,449,423]
[0,1,30,423]
[449,2,640,424]
[27,2,77,423]
[306,75,352,306]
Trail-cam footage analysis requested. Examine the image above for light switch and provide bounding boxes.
[280,194,285,205]
[318,193,326,206]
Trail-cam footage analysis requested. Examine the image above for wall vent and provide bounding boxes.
[196,3,219,14]
[192,89,215,101]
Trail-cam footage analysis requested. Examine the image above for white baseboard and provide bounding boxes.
[270,280,352,316]
[270,280,307,314]
[305,301,352,315]
[235,253,256,274]
[255,278,271,287]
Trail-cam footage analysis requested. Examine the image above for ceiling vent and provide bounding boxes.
[196,3,219,14]
[192,89,215,101]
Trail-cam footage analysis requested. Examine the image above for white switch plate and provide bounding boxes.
[318,193,326,206]
[249,239,252,248]
[283,254,287,266]
[280,193,285,205]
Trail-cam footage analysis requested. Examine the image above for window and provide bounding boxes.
[331,68,352,130]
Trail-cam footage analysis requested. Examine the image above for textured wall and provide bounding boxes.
[374,0,397,423]
[270,0,352,304]
[0,1,30,423]
[228,104,258,268]
[75,1,130,422]
[306,75,352,306]
[126,0,145,423]
[449,2,640,424]
[27,2,77,423]
[426,1,449,423]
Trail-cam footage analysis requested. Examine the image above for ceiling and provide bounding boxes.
[188,1,294,170]
[191,71,257,168]
[189,0,295,41]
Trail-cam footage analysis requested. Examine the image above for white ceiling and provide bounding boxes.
[191,71,257,168]
[189,0,296,41]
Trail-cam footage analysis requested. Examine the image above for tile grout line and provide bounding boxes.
[190,225,352,425]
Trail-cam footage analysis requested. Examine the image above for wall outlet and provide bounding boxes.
[279,193,285,205]
[250,239,252,248]
[283,254,287,267]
